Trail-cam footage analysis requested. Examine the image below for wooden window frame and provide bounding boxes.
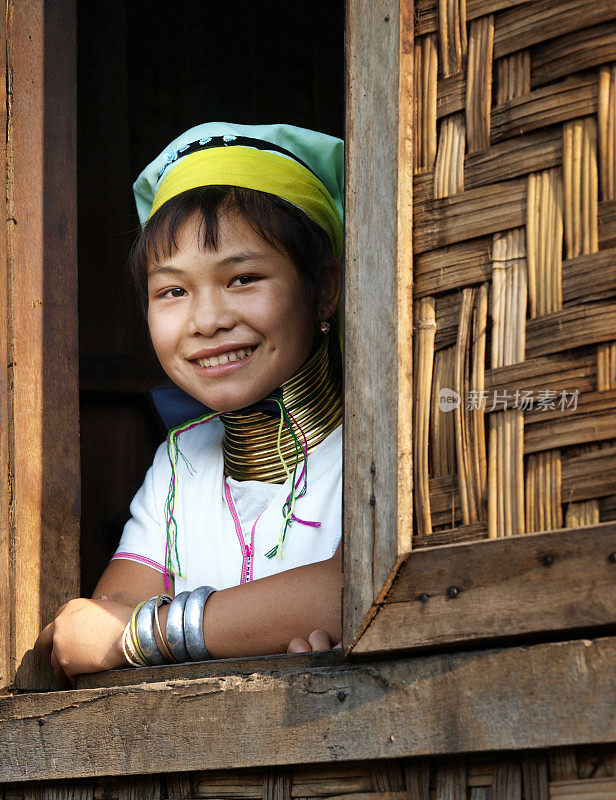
[0,0,80,692]
[1,0,616,785]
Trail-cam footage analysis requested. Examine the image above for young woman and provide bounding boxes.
[38,122,344,684]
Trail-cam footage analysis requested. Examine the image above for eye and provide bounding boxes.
[230,274,261,287]
[161,287,186,298]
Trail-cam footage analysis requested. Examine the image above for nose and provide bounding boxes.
[187,287,236,338]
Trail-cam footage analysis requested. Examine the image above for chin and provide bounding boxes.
[193,388,271,414]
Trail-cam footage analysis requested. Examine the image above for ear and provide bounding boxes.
[319,258,342,319]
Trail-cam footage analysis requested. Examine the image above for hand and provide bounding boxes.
[287,629,342,653]
[36,597,133,687]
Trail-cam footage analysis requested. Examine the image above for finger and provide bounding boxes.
[287,637,311,654]
[50,650,71,690]
[333,642,342,649]
[36,621,55,653]
[308,630,331,652]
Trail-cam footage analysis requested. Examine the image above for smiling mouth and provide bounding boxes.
[194,346,256,368]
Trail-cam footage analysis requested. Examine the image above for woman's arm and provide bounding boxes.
[37,545,342,681]
[36,559,171,684]
[184,543,342,659]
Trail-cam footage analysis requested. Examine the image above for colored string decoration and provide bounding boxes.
[164,409,223,589]
[163,391,324,585]
[264,393,321,560]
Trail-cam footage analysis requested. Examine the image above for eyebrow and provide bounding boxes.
[148,251,267,278]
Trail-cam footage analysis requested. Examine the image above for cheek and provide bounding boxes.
[259,282,314,339]
[147,310,176,361]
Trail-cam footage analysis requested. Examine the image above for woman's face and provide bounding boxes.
[146,211,319,412]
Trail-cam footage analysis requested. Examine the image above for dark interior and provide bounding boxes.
[77,0,345,595]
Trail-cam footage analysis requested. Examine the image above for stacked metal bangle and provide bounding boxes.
[123,586,217,668]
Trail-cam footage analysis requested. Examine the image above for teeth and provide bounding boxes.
[196,346,253,368]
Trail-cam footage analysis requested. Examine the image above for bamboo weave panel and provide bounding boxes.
[412,0,616,545]
[4,743,616,800]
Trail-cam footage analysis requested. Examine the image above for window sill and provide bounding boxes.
[76,649,345,689]
[2,636,616,783]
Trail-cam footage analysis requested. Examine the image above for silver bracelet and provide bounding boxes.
[136,596,167,666]
[184,586,217,661]
[165,590,191,663]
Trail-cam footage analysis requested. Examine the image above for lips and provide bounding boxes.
[193,346,255,368]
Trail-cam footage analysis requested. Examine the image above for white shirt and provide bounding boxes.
[113,420,342,591]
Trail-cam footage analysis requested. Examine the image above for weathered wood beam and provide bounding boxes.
[76,650,345,690]
[352,522,616,655]
[344,0,414,645]
[2,636,616,782]
[0,0,80,691]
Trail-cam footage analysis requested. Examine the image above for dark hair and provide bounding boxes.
[128,185,336,321]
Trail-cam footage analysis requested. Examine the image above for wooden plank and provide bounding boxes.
[414,521,489,547]
[415,0,437,36]
[353,523,616,655]
[414,238,492,297]
[563,249,616,306]
[548,748,578,781]
[23,784,94,800]
[531,21,616,88]
[434,292,462,350]
[600,495,616,522]
[493,0,616,60]
[494,757,521,800]
[117,776,162,800]
[291,766,375,797]
[468,0,532,19]
[166,772,193,798]
[549,777,616,799]
[0,0,12,692]
[5,0,79,690]
[77,650,344,690]
[491,76,597,145]
[465,129,562,189]
[484,350,595,395]
[3,636,616,781]
[599,199,616,249]
[437,73,466,119]
[523,390,616,453]
[193,770,265,798]
[435,758,466,800]
[415,0,533,36]
[414,179,526,254]
[344,0,414,648]
[562,446,616,503]
[521,752,549,800]
[414,130,562,206]
[525,304,616,358]
[263,769,291,800]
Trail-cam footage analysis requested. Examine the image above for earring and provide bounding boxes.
[319,311,331,335]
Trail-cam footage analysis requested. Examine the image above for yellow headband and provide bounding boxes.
[150,146,344,258]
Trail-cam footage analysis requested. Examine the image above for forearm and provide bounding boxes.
[156,549,343,659]
[204,550,342,658]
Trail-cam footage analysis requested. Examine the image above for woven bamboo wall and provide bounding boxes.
[3,744,616,799]
[412,0,616,546]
